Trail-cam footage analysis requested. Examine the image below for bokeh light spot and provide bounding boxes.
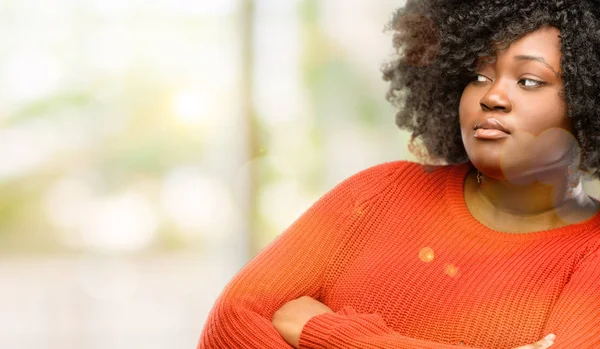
[444,264,459,277]
[419,247,435,263]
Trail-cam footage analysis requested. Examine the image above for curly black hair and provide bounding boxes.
[382,0,600,178]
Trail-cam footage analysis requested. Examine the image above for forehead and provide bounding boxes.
[480,26,562,68]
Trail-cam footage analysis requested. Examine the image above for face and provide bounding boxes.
[459,26,576,183]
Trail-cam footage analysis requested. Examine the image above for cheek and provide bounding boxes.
[458,87,482,140]
[458,87,478,127]
[516,93,571,133]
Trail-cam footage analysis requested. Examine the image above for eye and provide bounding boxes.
[471,73,490,84]
[519,78,545,88]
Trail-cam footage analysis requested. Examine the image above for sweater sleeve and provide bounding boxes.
[541,244,600,348]
[298,247,600,349]
[299,306,485,349]
[198,165,380,348]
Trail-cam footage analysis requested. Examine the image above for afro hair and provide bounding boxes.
[383,0,600,178]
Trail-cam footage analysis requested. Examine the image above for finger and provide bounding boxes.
[537,333,556,348]
[512,334,556,349]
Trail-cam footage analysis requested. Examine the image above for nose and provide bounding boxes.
[479,80,512,112]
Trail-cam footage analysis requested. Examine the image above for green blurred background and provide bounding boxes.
[0,0,410,348]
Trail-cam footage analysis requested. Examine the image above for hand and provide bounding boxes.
[511,334,555,349]
[272,296,334,348]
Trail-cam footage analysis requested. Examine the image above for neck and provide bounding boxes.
[464,164,599,233]
[476,169,580,217]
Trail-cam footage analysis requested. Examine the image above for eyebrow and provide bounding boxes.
[513,55,560,76]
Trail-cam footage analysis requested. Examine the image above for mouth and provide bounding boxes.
[473,118,510,139]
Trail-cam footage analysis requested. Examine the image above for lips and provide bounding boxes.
[473,118,510,139]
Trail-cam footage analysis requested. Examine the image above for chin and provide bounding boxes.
[464,134,532,181]
[464,144,504,179]
[470,158,505,180]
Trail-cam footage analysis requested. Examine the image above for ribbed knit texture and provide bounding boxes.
[199,161,600,349]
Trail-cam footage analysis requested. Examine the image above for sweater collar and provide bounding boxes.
[444,162,600,242]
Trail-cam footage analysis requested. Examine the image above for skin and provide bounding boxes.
[460,25,599,232]
[272,296,333,348]
[272,26,600,348]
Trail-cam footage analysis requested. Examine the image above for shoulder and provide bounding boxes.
[580,234,600,263]
[348,160,423,181]
[339,160,422,189]
[337,160,461,204]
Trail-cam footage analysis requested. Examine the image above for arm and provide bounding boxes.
[296,245,600,349]
[299,305,487,349]
[272,297,554,349]
[541,245,600,348]
[198,167,371,348]
[299,305,555,349]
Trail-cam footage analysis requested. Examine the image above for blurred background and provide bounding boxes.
[0,0,412,348]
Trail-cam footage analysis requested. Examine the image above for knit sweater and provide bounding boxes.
[199,161,600,349]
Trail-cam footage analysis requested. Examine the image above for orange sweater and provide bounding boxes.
[199,161,600,348]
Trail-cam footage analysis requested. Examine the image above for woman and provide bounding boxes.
[199,0,600,348]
